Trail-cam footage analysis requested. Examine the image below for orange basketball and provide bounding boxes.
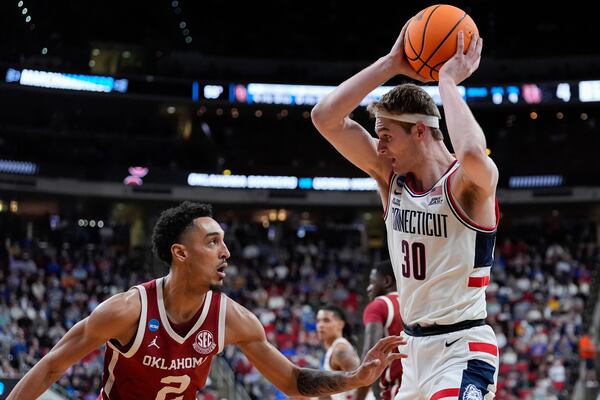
[404,4,478,81]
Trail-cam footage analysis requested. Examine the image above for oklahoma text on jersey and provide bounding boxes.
[99,278,227,400]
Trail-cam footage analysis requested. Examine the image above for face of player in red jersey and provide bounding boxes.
[366,268,387,301]
[179,217,231,288]
[316,310,344,344]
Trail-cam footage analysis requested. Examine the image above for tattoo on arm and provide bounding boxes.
[297,368,350,397]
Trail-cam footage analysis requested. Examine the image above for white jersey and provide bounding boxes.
[384,161,498,326]
[323,337,356,400]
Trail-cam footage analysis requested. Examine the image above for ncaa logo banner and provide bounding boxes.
[148,319,160,332]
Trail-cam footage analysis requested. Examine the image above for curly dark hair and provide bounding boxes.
[151,201,213,266]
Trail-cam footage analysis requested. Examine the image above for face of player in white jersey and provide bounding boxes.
[375,117,427,175]
[316,309,344,344]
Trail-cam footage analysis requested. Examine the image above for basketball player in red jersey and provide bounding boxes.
[311,20,500,400]
[8,202,406,400]
[355,260,402,400]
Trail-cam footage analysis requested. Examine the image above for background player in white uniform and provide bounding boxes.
[311,19,499,400]
[317,305,361,400]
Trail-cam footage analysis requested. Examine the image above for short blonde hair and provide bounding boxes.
[367,83,443,140]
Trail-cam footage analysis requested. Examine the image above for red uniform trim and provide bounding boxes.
[430,388,460,399]
[468,342,498,356]
[467,276,490,287]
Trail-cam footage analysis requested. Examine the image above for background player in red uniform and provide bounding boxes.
[8,202,406,400]
[355,260,403,400]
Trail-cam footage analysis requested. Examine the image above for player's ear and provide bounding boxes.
[171,244,187,262]
[384,275,394,288]
[415,121,426,138]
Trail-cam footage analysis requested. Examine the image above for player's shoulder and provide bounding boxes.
[115,286,142,311]
[334,337,354,351]
[93,288,140,320]
[225,296,253,320]
[453,157,498,196]
[331,338,358,365]
[367,296,390,309]
[225,297,264,344]
[86,287,142,339]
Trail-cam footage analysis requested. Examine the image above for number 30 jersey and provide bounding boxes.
[99,277,227,400]
[384,161,499,327]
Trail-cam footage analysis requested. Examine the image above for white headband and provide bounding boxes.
[375,111,441,129]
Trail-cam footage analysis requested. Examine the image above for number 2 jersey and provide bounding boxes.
[384,161,499,327]
[99,277,226,400]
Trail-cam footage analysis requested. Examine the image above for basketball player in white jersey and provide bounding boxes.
[317,305,360,400]
[311,19,500,400]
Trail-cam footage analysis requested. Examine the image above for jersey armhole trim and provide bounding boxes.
[378,295,395,330]
[120,285,147,358]
[383,171,396,220]
[445,169,499,233]
[218,294,227,353]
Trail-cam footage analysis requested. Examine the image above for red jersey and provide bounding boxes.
[362,292,403,400]
[99,278,227,400]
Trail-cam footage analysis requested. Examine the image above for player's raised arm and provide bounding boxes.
[310,20,428,186]
[225,300,406,398]
[438,31,498,195]
[7,289,141,400]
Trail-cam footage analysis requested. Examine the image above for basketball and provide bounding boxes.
[404,4,478,81]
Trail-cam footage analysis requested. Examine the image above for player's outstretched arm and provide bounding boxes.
[226,300,406,397]
[438,31,498,194]
[310,20,427,186]
[7,289,140,400]
[355,321,385,400]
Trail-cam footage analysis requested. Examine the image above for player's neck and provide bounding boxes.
[324,335,342,349]
[407,147,455,191]
[161,273,208,324]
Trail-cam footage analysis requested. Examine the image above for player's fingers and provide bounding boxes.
[388,353,408,362]
[363,359,382,368]
[379,336,406,352]
[476,37,483,56]
[374,336,396,352]
[400,17,412,37]
[468,33,479,54]
[456,31,464,55]
[470,54,481,74]
[394,17,412,50]
[378,335,401,344]
[378,335,403,348]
